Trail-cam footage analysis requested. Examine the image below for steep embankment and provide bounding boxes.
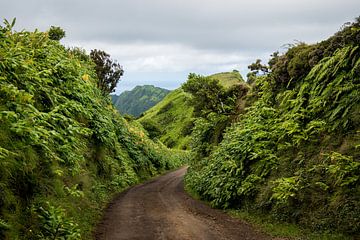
[0,22,185,239]
[111,85,170,117]
[138,71,244,150]
[185,19,360,236]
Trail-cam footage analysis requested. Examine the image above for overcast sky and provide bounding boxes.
[1,0,359,93]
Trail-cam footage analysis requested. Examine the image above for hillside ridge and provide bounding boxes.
[112,85,170,117]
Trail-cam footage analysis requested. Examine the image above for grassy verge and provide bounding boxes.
[227,210,353,240]
[184,185,353,240]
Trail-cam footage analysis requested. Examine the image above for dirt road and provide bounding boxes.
[95,167,271,240]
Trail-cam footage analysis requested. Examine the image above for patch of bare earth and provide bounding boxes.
[95,167,275,240]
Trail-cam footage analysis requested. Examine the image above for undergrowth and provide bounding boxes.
[0,19,187,239]
[185,18,360,237]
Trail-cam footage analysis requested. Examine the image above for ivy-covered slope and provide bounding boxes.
[185,20,360,236]
[0,22,185,239]
[111,85,170,117]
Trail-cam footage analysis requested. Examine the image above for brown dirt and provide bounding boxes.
[95,167,273,240]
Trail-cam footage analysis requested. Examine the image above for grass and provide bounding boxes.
[209,71,244,88]
[138,71,245,150]
[139,88,194,150]
[227,210,354,240]
[184,183,353,240]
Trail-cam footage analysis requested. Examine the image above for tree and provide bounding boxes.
[182,74,226,116]
[247,59,269,75]
[90,49,124,95]
[48,26,65,40]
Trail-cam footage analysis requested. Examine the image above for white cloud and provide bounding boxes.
[64,40,259,74]
[2,0,359,92]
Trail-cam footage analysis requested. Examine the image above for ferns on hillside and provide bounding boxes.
[186,24,360,235]
[0,20,186,239]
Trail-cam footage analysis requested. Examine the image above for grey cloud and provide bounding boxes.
[1,0,359,92]
[2,0,359,52]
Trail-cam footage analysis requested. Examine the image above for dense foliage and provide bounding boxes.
[48,26,65,41]
[111,85,170,117]
[183,73,249,158]
[185,19,360,236]
[138,71,244,150]
[0,21,186,239]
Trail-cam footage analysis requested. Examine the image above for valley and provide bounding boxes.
[0,14,359,240]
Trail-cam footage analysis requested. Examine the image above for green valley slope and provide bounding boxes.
[111,85,170,117]
[138,88,194,149]
[138,71,244,150]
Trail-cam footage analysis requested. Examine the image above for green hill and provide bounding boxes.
[138,71,245,150]
[111,85,170,117]
[185,19,360,237]
[209,71,244,88]
[0,21,186,239]
[138,88,194,149]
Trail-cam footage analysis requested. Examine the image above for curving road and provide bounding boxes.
[95,167,272,240]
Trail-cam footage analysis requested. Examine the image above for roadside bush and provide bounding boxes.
[186,19,360,236]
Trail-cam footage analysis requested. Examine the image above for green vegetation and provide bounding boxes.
[228,210,350,240]
[208,70,244,89]
[48,26,65,41]
[182,73,249,158]
[185,18,360,237]
[0,20,186,239]
[138,71,244,150]
[2,13,359,239]
[111,85,170,117]
[138,88,194,149]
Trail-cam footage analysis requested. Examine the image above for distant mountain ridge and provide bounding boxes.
[112,85,170,117]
